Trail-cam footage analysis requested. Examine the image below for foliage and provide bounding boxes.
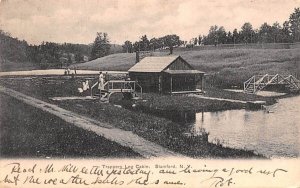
[122,40,133,53]
[0,30,92,70]
[125,34,183,54]
[196,7,300,45]
[90,32,111,60]
[240,22,255,43]
[202,25,227,45]
[0,30,29,63]
[162,34,183,54]
[289,7,300,42]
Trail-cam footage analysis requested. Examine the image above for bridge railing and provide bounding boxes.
[244,74,300,93]
[243,75,255,92]
[91,80,143,98]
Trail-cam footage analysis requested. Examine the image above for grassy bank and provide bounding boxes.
[203,88,277,105]
[0,94,140,158]
[131,93,243,112]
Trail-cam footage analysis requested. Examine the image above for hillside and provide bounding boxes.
[0,30,36,71]
[76,48,300,88]
[0,30,122,71]
[76,53,137,71]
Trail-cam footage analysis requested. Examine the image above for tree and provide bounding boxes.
[75,52,83,63]
[132,35,150,52]
[162,34,183,54]
[198,35,202,45]
[217,26,227,44]
[140,35,150,51]
[133,41,140,52]
[202,25,228,45]
[259,22,272,43]
[240,22,255,43]
[149,37,163,51]
[193,37,198,46]
[208,25,219,45]
[90,32,111,60]
[122,40,133,53]
[271,22,282,43]
[232,28,239,44]
[67,53,72,66]
[289,7,300,42]
[226,31,233,44]
[282,21,292,42]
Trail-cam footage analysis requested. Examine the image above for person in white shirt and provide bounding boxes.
[83,80,89,90]
[98,72,104,98]
[83,80,89,94]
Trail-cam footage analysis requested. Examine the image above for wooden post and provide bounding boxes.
[194,74,196,91]
[201,75,204,92]
[99,88,102,101]
[170,76,173,94]
[253,76,256,93]
[159,75,162,94]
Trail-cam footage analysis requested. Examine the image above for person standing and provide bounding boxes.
[74,66,77,75]
[105,72,109,82]
[83,80,90,95]
[98,71,104,99]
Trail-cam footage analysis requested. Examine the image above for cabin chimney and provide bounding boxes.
[136,51,140,63]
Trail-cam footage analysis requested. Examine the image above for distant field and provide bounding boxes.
[0,61,38,72]
[76,48,300,88]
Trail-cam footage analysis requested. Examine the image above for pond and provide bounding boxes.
[185,95,300,158]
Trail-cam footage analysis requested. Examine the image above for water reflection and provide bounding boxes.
[187,96,300,158]
[149,109,196,124]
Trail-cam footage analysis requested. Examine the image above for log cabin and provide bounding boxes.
[128,56,204,94]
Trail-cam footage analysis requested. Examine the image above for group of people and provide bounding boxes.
[64,67,77,75]
[78,80,90,94]
[78,71,106,97]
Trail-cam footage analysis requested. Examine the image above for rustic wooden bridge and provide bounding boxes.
[244,74,300,93]
[90,80,143,101]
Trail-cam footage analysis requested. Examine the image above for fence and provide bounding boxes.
[169,42,300,52]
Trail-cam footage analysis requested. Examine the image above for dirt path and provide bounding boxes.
[0,69,127,77]
[0,85,182,158]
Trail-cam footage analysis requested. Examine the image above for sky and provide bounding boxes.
[0,0,299,45]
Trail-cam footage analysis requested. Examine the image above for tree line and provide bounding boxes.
[27,42,92,69]
[0,30,92,69]
[191,7,300,46]
[122,34,183,54]
[122,7,300,52]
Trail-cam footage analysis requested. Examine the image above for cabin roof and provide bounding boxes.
[128,56,180,72]
[163,70,205,74]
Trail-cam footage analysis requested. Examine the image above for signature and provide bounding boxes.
[201,176,235,187]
